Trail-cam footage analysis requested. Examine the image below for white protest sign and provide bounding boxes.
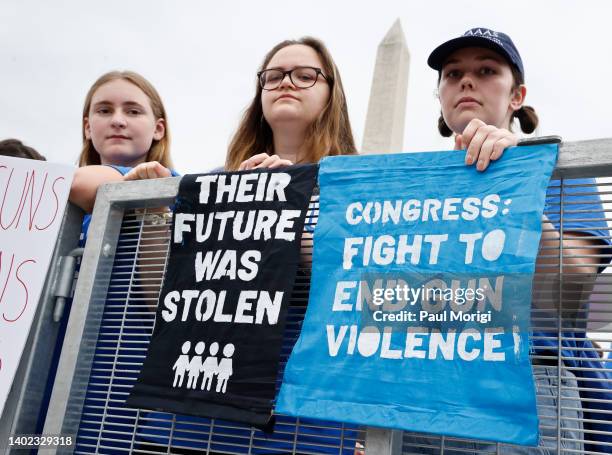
[0,155,75,417]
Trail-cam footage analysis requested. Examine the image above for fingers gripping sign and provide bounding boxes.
[456,119,519,172]
[238,153,293,171]
[254,154,294,170]
[123,161,172,181]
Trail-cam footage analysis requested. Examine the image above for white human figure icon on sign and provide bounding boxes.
[201,342,220,391]
[216,343,234,394]
[172,341,191,388]
[186,341,205,389]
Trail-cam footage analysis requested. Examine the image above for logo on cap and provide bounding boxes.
[464,28,505,48]
[464,28,499,38]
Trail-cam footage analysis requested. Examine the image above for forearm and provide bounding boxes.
[69,165,124,213]
[534,218,601,315]
[537,219,601,275]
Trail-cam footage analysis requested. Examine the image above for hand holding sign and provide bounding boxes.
[456,118,519,171]
[237,153,294,171]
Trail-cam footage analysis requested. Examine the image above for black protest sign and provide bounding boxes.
[127,164,317,429]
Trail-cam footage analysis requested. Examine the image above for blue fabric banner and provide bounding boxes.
[276,145,558,446]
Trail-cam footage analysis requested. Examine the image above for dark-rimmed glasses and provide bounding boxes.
[257,66,329,90]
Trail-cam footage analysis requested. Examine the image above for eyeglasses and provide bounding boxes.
[257,66,329,90]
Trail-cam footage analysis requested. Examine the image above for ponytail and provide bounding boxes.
[509,66,539,134]
[437,113,453,137]
[513,105,538,134]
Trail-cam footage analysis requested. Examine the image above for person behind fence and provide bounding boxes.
[408,27,612,454]
[0,138,46,160]
[145,36,361,455]
[59,71,181,451]
[230,36,360,455]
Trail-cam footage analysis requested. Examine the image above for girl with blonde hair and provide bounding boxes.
[70,70,177,213]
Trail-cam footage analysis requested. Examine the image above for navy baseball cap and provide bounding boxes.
[428,28,524,80]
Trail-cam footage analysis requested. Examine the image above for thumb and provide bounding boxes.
[454,134,463,150]
[123,169,138,181]
[155,164,172,178]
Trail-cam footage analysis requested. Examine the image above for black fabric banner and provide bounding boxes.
[127,164,318,429]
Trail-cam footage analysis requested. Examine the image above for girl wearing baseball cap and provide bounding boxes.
[428,27,536,171]
[424,27,611,453]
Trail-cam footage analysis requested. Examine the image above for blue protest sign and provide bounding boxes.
[276,145,558,445]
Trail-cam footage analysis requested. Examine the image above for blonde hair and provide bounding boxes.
[78,71,173,168]
[226,37,357,171]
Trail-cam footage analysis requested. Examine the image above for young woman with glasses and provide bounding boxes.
[141,38,362,455]
[226,36,357,171]
[225,36,362,454]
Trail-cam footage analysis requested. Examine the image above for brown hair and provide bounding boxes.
[226,37,357,171]
[0,139,46,160]
[77,71,173,168]
[437,65,539,137]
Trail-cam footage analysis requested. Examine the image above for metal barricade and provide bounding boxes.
[38,139,612,454]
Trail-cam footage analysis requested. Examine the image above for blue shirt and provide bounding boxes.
[534,177,612,450]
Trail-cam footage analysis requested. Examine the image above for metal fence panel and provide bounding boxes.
[43,179,365,455]
[43,139,612,455]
